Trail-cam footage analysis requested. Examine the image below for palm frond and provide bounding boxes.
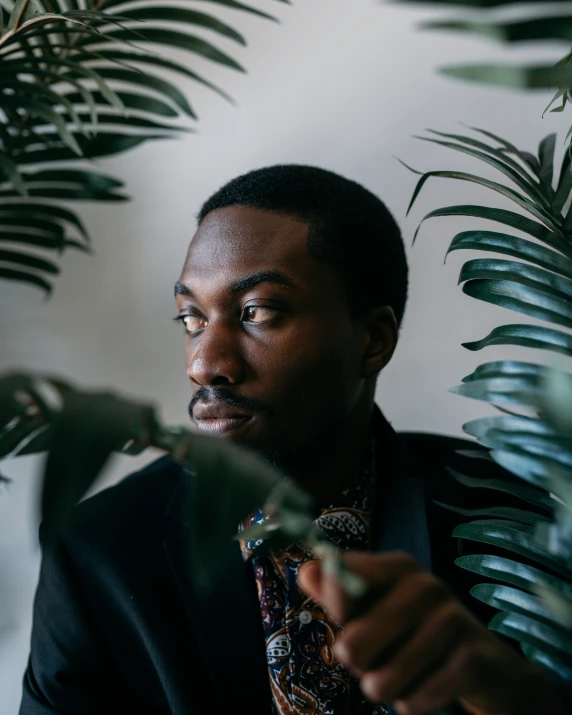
[407,125,572,681]
[0,0,283,292]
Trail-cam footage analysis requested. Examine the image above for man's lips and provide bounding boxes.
[192,401,253,436]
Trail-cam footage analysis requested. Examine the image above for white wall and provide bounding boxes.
[1,0,570,711]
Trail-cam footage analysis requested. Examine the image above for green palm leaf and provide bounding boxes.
[456,555,572,601]
[448,468,553,512]
[407,169,561,231]
[447,232,572,280]
[416,135,550,207]
[472,583,569,632]
[490,611,572,664]
[0,0,283,294]
[521,644,572,683]
[462,278,572,330]
[453,520,572,580]
[413,205,568,253]
[425,129,549,194]
[462,324,572,358]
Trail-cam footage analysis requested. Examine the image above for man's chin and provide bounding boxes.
[191,416,290,471]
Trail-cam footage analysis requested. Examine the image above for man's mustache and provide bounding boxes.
[188,386,274,421]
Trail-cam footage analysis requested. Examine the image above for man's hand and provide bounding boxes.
[298,551,567,715]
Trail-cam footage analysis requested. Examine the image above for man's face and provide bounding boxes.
[175,205,370,472]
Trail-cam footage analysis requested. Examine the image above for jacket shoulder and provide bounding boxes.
[59,455,185,546]
[396,430,518,505]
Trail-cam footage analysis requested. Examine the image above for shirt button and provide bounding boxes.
[299,610,312,625]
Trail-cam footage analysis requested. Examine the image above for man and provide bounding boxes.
[20,165,568,715]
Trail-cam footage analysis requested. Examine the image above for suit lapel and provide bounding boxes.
[371,409,433,572]
[163,470,271,714]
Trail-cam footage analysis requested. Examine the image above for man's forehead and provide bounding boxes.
[182,205,310,273]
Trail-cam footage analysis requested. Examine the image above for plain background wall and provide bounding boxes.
[1,0,570,710]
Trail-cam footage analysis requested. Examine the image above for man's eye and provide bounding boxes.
[179,315,207,333]
[243,306,277,324]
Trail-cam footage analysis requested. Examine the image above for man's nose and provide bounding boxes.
[187,322,245,386]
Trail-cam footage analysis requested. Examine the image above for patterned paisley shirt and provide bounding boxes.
[239,447,388,715]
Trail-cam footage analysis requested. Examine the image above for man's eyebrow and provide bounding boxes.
[174,281,193,298]
[230,270,294,294]
[174,270,293,299]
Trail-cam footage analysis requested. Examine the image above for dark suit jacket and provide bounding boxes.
[19,414,548,714]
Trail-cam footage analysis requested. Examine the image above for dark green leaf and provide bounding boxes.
[0,152,27,197]
[20,115,188,137]
[489,611,572,663]
[14,424,52,455]
[41,390,157,543]
[74,49,232,102]
[0,215,64,237]
[1,79,88,138]
[96,7,246,45]
[450,374,543,408]
[463,360,549,383]
[423,15,572,44]
[472,584,568,631]
[440,63,572,91]
[16,132,170,164]
[463,278,572,330]
[23,169,124,191]
[0,248,59,274]
[539,134,557,188]
[448,468,553,512]
[464,125,541,176]
[460,258,572,302]
[521,644,572,682]
[78,27,245,73]
[0,230,86,252]
[0,203,88,240]
[491,447,571,489]
[544,88,568,117]
[0,417,42,458]
[0,373,35,427]
[159,430,310,592]
[5,188,126,201]
[435,502,549,526]
[553,150,572,216]
[8,0,34,30]
[0,97,83,155]
[413,205,567,253]
[456,554,572,601]
[426,128,551,199]
[85,66,197,119]
[2,64,98,130]
[462,324,572,358]
[463,414,563,442]
[407,169,559,231]
[453,520,572,579]
[99,0,279,22]
[58,89,178,117]
[0,266,51,293]
[417,135,549,207]
[447,232,572,280]
[3,53,125,117]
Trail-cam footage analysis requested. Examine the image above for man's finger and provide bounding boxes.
[357,602,468,704]
[298,560,321,602]
[336,572,450,674]
[342,551,422,594]
[298,559,348,624]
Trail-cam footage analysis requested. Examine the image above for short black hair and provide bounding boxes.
[198,165,408,325]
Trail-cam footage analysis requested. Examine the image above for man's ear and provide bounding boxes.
[361,306,398,378]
